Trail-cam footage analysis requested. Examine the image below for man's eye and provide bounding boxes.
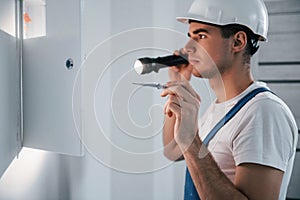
[199,34,206,39]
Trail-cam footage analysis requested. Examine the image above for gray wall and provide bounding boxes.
[255,0,300,198]
[0,0,20,180]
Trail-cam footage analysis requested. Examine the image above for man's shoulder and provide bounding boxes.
[247,90,290,113]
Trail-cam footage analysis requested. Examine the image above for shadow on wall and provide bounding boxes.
[0,148,83,200]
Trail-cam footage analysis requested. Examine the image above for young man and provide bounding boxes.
[161,0,298,199]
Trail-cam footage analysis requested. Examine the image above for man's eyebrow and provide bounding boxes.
[187,28,209,37]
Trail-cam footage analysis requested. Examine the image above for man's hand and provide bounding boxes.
[162,49,196,160]
[168,49,193,82]
[161,81,201,152]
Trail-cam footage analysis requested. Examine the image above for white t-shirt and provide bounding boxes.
[198,82,298,200]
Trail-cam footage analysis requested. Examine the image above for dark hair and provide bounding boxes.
[220,24,260,56]
[188,20,260,56]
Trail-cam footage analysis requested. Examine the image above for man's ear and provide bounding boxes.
[232,31,247,53]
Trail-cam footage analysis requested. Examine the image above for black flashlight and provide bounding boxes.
[134,54,189,75]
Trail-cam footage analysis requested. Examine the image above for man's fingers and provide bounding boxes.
[180,48,187,55]
[174,50,180,56]
[164,95,181,117]
[165,101,181,118]
[164,81,201,102]
[170,66,180,72]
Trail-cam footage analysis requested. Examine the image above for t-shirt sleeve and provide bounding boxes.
[232,98,295,172]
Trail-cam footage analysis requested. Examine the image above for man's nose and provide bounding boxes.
[184,38,196,54]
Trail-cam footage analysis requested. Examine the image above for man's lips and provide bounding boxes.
[188,58,200,65]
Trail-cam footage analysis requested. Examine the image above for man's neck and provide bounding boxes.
[209,66,254,103]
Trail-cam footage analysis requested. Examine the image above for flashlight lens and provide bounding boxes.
[134,59,144,74]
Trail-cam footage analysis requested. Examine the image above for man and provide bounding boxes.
[161,0,298,199]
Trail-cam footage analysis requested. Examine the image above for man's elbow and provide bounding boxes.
[163,148,183,161]
[163,148,175,161]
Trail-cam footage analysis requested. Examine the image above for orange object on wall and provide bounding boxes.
[24,12,32,23]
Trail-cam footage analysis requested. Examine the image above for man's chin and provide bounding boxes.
[192,70,203,78]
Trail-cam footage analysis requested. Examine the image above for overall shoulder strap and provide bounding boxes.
[202,87,270,145]
[184,87,271,200]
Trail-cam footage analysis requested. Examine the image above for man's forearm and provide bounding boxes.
[183,137,248,200]
[163,115,184,161]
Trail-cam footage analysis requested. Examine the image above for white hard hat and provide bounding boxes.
[177,0,269,41]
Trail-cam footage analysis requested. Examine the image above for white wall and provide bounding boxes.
[0,0,299,200]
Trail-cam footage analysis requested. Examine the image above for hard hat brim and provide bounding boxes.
[176,15,204,24]
[176,15,267,41]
